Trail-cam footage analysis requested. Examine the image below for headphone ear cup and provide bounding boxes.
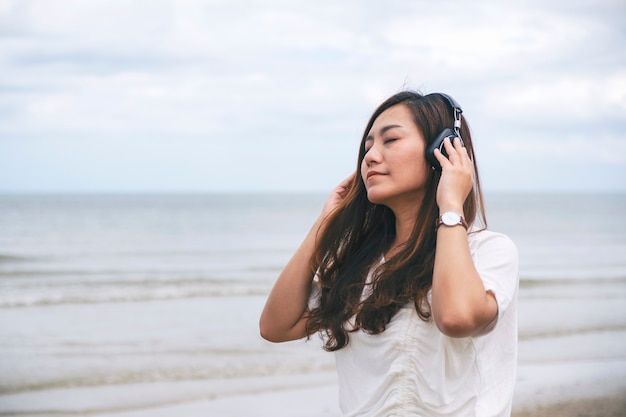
[426,128,463,170]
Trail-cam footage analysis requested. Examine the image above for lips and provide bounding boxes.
[366,171,384,180]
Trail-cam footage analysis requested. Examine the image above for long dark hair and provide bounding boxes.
[306,91,487,351]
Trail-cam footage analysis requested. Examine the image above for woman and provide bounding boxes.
[259,91,519,416]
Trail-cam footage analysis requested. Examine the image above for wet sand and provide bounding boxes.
[512,395,626,417]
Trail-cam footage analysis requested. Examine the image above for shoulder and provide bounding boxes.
[468,229,517,254]
[468,229,519,270]
[469,229,519,313]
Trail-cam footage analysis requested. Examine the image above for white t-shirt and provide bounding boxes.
[311,229,519,417]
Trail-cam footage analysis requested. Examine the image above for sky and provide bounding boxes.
[0,0,625,194]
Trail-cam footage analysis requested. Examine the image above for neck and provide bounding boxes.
[386,192,424,253]
[394,208,417,245]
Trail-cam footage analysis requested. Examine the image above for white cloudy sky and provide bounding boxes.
[1,0,625,193]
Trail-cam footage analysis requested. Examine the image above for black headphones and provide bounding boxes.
[425,93,465,171]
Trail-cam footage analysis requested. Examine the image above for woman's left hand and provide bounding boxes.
[434,136,474,213]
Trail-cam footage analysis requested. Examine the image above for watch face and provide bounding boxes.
[442,211,461,226]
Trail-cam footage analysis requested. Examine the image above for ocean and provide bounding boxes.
[0,193,625,416]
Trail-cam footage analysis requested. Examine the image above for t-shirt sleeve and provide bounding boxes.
[469,230,519,334]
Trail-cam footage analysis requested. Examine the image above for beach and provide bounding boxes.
[3,373,623,417]
[0,193,625,416]
[2,292,624,417]
[514,397,626,417]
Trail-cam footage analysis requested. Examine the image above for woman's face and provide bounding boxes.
[360,104,430,207]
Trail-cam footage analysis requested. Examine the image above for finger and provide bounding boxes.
[433,148,451,169]
[442,137,461,163]
[454,139,471,167]
[336,172,356,197]
[338,172,356,188]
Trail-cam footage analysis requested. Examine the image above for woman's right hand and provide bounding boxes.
[260,172,356,343]
[321,172,356,218]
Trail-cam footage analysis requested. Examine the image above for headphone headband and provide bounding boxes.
[432,92,462,136]
[435,93,462,113]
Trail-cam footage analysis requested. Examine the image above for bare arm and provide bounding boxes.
[259,173,355,342]
[431,138,498,338]
[259,217,322,342]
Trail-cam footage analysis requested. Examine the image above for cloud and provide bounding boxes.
[0,0,625,192]
[482,72,626,126]
[496,133,626,165]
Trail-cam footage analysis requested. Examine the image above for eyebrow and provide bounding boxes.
[365,124,404,142]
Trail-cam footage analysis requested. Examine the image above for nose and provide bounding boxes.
[363,144,381,167]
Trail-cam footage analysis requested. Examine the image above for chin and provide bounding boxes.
[365,189,391,205]
[366,186,424,208]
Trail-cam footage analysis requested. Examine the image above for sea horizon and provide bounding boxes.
[0,189,625,196]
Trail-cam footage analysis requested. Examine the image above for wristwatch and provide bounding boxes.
[436,211,468,230]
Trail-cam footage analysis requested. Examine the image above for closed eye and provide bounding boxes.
[363,137,398,153]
